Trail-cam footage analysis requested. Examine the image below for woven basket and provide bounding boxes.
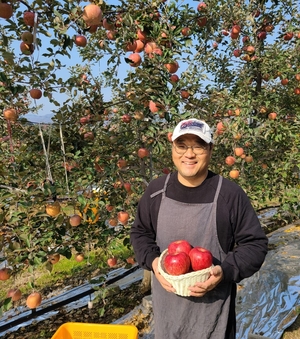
[158,249,213,297]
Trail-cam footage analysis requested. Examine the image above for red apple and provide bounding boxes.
[283,32,293,41]
[7,288,22,301]
[164,252,191,276]
[0,268,10,281]
[197,2,207,11]
[189,247,213,271]
[126,256,135,265]
[180,90,190,99]
[105,204,114,212]
[26,292,42,309]
[69,214,82,227]
[83,131,94,141]
[242,36,249,43]
[123,182,132,193]
[257,31,267,40]
[231,25,241,34]
[234,147,244,157]
[168,240,192,255]
[170,74,179,83]
[245,155,253,163]
[181,27,191,36]
[117,211,129,225]
[75,253,85,262]
[225,156,236,166]
[216,121,225,132]
[107,257,117,267]
[230,31,239,39]
[121,114,131,123]
[268,112,277,120]
[74,35,87,47]
[80,115,91,124]
[23,11,36,27]
[106,30,117,40]
[117,159,127,168]
[137,148,149,158]
[144,41,157,54]
[197,17,207,27]
[233,49,241,57]
[294,87,300,95]
[222,30,229,36]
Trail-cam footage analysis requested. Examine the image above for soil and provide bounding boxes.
[283,316,300,339]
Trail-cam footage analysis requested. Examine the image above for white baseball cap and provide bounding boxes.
[171,118,214,144]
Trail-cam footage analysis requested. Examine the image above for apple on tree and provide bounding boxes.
[189,247,213,271]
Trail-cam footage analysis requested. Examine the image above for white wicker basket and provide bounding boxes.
[158,249,213,297]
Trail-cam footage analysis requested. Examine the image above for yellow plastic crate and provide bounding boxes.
[51,322,139,339]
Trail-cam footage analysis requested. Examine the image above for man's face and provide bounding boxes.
[172,134,213,187]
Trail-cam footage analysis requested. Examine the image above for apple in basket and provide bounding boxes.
[168,239,192,255]
[164,252,191,276]
[189,247,213,271]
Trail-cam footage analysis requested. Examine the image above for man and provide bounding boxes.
[130,118,268,339]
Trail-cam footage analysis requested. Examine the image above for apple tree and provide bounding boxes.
[0,0,299,309]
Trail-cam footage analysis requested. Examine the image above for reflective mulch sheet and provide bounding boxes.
[236,222,300,339]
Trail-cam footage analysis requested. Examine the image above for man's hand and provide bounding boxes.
[188,265,223,297]
[152,257,176,293]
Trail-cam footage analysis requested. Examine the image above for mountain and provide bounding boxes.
[22,113,54,124]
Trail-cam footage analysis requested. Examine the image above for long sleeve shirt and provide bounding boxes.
[130,170,268,283]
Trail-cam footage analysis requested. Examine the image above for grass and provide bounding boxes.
[0,241,134,305]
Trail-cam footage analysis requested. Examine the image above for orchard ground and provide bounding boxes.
[1,218,300,339]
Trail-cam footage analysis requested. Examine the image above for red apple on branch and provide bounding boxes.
[121,114,132,123]
[170,74,179,83]
[137,148,149,158]
[229,169,240,179]
[233,49,241,57]
[197,2,207,11]
[234,147,244,157]
[0,3,13,19]
[189,247,213,271]
[225,156,236,166]
[23,11,36,27]
[74,35,87,47]
[164,252,191,276]
[123,182,132,193]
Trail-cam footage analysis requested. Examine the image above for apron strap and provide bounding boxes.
[150,173,171,199]
[213,175,223,203]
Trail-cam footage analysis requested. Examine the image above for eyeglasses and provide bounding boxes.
[172,142,208,155]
